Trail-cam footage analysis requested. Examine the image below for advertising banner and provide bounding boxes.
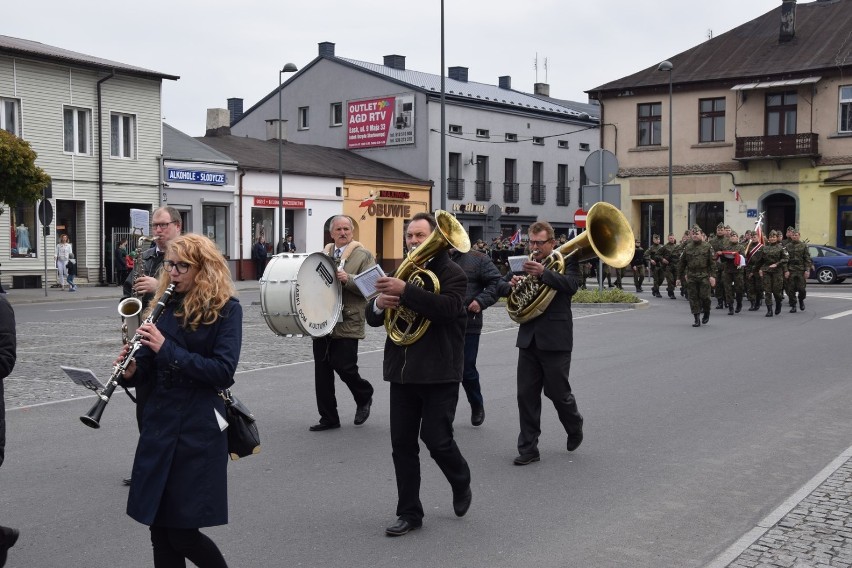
[347,93,415,149]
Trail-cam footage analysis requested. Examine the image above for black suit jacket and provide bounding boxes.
[514,257,580,352]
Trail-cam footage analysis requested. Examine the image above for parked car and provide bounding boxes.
[807,244,852,284]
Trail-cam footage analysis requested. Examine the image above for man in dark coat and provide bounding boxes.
[499,221,583,466]
[252,235,268,280]
[0,296,20,565]
[366,212,472,537]
[450,247,502,426]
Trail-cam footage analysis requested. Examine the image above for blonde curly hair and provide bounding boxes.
[147,234,236,331]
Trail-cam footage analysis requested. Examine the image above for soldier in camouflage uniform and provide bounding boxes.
[756,230,789,317]
[744,232,764,311]
[675,231,690,297]
[716,230,746,315]
[784,228,812,313]
[677,225,716,327]
[630,238,645,293]
[660,233,679,299]
[644,234,664,298]
[709,223,729,308]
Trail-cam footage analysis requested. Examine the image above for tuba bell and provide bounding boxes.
[384,210,471,346]
[506,201,635,324]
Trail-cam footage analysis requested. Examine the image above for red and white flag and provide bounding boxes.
[359,194,375,208]
[733,187,741,202]
[509,229,521,246]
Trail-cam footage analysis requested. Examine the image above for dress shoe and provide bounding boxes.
[453,486,472,517]
[566,430,584,452]
[513,452,541,466]
[122,476,132,486]
[309,422,341,432]
[471,405,485,426]
[354,399,372,425]
[385,518,421,537]
[0,526,19,566]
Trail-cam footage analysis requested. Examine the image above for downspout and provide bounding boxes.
[237,169,246,281]
[97,70,115,286]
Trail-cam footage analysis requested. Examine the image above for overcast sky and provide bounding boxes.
[6,0,784,137]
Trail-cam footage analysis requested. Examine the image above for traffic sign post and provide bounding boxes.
[574,208,587,229]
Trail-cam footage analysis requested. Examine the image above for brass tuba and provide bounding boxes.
[384,210,471,346]
[507,201,635,324]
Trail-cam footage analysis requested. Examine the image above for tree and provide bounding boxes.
[0,130,51,214]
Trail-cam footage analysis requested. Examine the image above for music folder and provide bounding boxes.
[353,264,386,300]
[508,255,528,274]
[61,366,105,392]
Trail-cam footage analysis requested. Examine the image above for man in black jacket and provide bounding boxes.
[366,212,472,537]
[500,221,583,465]
[450,248,502,426]
[0,296,20,565]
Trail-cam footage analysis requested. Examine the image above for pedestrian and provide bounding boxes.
[784,229,811,313]
[66,253,78,292]
[0,295,20,567]
[716,231,745,314]
[366,212,472,536]
[630,238,645,293]
[117,234,242,568]
[115,239,130,285]
[277,235,297,254]
[676,225,716,327]
[309,216,375,432]
[450,245,503,426]
[645,234,663,297]
[756,230,789,317]
[54,234,73,290]
[500,221,584,465]
[251,235,268,280]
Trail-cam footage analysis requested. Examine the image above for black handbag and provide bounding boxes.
[218,389,260,460]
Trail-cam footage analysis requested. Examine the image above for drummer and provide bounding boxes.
[309,216,377,432]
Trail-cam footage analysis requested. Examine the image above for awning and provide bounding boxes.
[731,77,821,91]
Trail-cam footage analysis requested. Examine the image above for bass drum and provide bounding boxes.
[260,253,342,337]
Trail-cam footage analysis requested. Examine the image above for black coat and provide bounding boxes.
[449,249,503,335]
[0,296,16,467]
[365,250,467,384]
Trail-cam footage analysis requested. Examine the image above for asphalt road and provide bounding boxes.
[2,286,851,567]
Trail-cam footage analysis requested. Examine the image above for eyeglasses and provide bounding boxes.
[528,239,552,246]
[152,221,177,230]
[163,260,192,274]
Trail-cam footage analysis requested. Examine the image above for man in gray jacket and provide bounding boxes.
[309,216,376,431]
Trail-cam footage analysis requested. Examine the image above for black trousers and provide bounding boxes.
[149,526,227,568]
[390,382,471,524]
[312,336,373,425]
[517,345,583,456]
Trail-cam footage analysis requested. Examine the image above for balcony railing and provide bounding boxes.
[735,133,819,160]
[503,182,519,203]
[447,178,465,200]
[475,180,491,201]
[556,185,570,206]
[531,184,546,205]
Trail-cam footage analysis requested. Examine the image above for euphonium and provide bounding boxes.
[384,210,471,346]
[506,202,635,324]
[121,232,160,343]
[82,284,175,428]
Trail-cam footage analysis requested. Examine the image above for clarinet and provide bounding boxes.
[81,284,176,429]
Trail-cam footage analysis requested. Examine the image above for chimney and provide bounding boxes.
[318,41,335,57]
[265,119,288,142]
[383,54,406,70]
[534,83,550,97]
[499,76,512,90]
[205,108,231,136]
[780,0,796,43]
[448,66,468,82]
[227,98,243,124]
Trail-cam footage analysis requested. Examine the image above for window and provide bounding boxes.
[449,124,462,134]
[637,102,662,146]
[298,107,309,130]
[688,201,724,234]
[766,91,797,136]
[11,201,37,257]
[504,159,518,203]
[330,102,343,126]
[556,164,570,206]
[839,86,852,133]
[202,204,228,255]
[63,107,91,155]
[475,156,490,201]
[505,132,517,142]
[532,137,544,146]
[579,143,590,151]
[476,128,489,138]
[110,112,136,158]
[558,140,569,149]
[448,152,464,200]
[1,98,20,135]
[699,97,726,142]
[531,161,545,204]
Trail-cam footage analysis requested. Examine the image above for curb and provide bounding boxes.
[574,299,649,310]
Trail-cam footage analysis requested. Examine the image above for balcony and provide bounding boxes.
[556,185,570,206]
[531,184,546,205]
[447,178,465,200]
[735,133,819,163]
[475,180,491,201]
[503,182,519,203]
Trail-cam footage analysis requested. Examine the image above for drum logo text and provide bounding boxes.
[315,263,334,286]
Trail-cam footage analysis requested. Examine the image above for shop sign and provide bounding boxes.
[347,93,415,149]
[451,203,486,214]
[253,197,306,208]
[366,203,412,218]
[378,190,409,199]
[166,168,226,185]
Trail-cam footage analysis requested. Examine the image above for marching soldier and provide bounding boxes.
[784,229,812,313]
[716,231,745,315]
[744,231,764,311]
[675,231,690,297]
[676,225,716,327]
[709,223,728,308]
[756,230,789,317]
[644,234,663,297]
[660,233,679,299]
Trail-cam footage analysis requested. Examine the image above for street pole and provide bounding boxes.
[278,63,298,253]
[440,0,446,212]
[658,60,674,236]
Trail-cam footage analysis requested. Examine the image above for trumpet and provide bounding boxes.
[82,284,175,428]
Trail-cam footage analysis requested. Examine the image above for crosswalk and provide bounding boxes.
[807,292,852,319]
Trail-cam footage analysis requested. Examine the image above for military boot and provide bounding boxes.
[702,309,710,324]
[735,295,743,313]
[799,298,805,311]
[790,303,797,313]
[692,314,701,328]
[715,297,724,309]
[749,299,761,311]
[766,303,773,317]
[775,299,782,315]
[728,304,734,315]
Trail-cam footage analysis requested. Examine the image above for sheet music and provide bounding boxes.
[508,255,528,274]
[353,264,386,299]
[61,366,106,392]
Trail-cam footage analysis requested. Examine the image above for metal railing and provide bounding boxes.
[475,180,491,201]
[503,182,519,203]
[735,133,819,160]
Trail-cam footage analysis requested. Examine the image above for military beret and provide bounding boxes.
[791,228,800,235]
[723,224,731,230]
[786,226,795,232]
[729,231,738,238]
[770,230,781,237]
[716,222,725,229]
[691,224,702,234]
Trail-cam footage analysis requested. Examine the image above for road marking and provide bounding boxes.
[822,309,852,320]
[704,443,852,568]
[48,306,110,312]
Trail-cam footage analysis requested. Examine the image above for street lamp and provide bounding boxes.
[278,62,298,253]
[658,60,673,236]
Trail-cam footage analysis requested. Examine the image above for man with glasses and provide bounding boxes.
[119,206,182,486]
[499,221,583,466]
